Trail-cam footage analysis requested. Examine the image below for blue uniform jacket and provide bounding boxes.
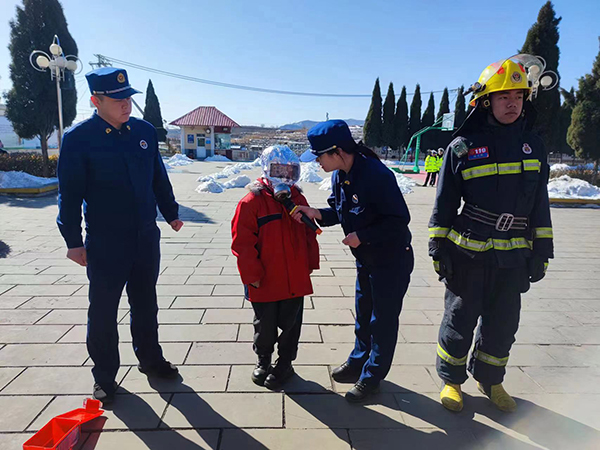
[57,113,179,249]
[317,152,411,266]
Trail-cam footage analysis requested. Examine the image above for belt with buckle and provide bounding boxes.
[462,204,528,231]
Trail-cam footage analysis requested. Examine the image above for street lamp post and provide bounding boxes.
[29,35,81,150]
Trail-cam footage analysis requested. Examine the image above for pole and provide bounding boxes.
[55,66,64,150]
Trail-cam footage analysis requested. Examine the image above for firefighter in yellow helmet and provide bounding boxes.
[428,55,555,413]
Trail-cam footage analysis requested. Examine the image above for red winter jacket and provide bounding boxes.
[231,179,320,303]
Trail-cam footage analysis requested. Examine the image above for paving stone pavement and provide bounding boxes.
[1,161,599,449]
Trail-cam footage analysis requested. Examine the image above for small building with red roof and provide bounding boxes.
[170,106,239,159]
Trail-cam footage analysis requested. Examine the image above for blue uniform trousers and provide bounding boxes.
[436,258,526,386]
[85,225,164,390]
[347,245,413,386]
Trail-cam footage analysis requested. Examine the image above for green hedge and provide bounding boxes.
[0,153,58,178]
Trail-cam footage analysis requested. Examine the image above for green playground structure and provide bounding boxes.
[392,113,454,174]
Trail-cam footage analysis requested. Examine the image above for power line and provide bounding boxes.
[97,54,458,99]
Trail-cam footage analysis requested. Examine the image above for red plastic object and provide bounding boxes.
[23,398,104,450]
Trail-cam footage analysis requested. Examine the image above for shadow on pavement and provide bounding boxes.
[159,205,215,224]
[0,240,10,258]
[85,376,268,450]
[472,396,600,450]
[287,377,572,450]
[0,193,57,208]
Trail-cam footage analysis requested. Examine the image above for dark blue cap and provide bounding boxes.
[86,67,141,99]
[302,120,356,162]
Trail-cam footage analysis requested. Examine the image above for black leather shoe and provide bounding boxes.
[251,355,272,386]
[93,382,118,405]
[345,380,380,403]
[138,359,179,379]
[264,359,295,390]
[332,362,362,383]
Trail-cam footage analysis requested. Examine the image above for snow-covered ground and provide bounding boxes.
[223,175,251,189]
[205,155,232,162]
[550,163,571,172]
[188,156,417,195]
[195,179,225,194]
[299,162,323,183]
[166,154,195,167]
[548,175,600,200]
[0,171,57,189]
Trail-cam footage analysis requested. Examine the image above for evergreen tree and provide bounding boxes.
[421,92,435,128]
[567,39,600,182]
[5,0,78,177]
[408,84,422,144]
[558,87,576,157]
[363,78,383,148]
[143,79,167,142]
[454,85,467,128]
[520,1,562,154]
[436,88,450,121]
[382,82,396,150]
[392,86,409,151]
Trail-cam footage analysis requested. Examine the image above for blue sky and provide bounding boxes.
[0,0,599,127]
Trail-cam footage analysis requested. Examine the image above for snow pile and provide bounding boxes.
[167,154,195,167]
[223,175,251,189]
[393,172,415,195]
[234,162,254,171]
[299,162,323,183]
[319,177,332,191]
[0,171,57,189]
[550,163,570,172]
[205,155,231,162]
[252,157,262,167]
[221,165,241,177]
[547,175,600,199]
[195,180,225,194]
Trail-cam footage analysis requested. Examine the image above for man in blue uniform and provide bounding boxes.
[57,68,184,403]
[429,55,554,412]
[295,120,413,402]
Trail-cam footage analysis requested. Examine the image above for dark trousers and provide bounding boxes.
[251,297,304,361]
[86,225,164,390]
[348,246,413,386]
[437,262,526,386]
[424,172,438,186]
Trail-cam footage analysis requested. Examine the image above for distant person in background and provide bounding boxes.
[423,150,438,187]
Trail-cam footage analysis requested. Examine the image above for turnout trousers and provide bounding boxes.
[348,245,414,386]
[85,225,164,390]
[251,297,304,362]
[436,257,528,386]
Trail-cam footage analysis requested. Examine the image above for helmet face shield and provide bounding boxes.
[269,163,300,182]
[469,54,556,106]
[261,145,301,186]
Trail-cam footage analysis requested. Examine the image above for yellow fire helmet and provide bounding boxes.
[468,54,557,106]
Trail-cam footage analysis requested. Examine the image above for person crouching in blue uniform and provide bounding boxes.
[56,68,184,404]
[294,120,414,402]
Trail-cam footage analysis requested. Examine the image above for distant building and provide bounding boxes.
[170,106,239,160]
[0,103,59,150]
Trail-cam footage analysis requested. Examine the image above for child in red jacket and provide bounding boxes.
[232,145,320,390]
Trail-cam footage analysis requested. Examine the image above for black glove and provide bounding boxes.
[528,256,548,283]
[433,251,454,281]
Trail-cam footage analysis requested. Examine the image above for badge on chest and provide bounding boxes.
[468,146,489,160]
